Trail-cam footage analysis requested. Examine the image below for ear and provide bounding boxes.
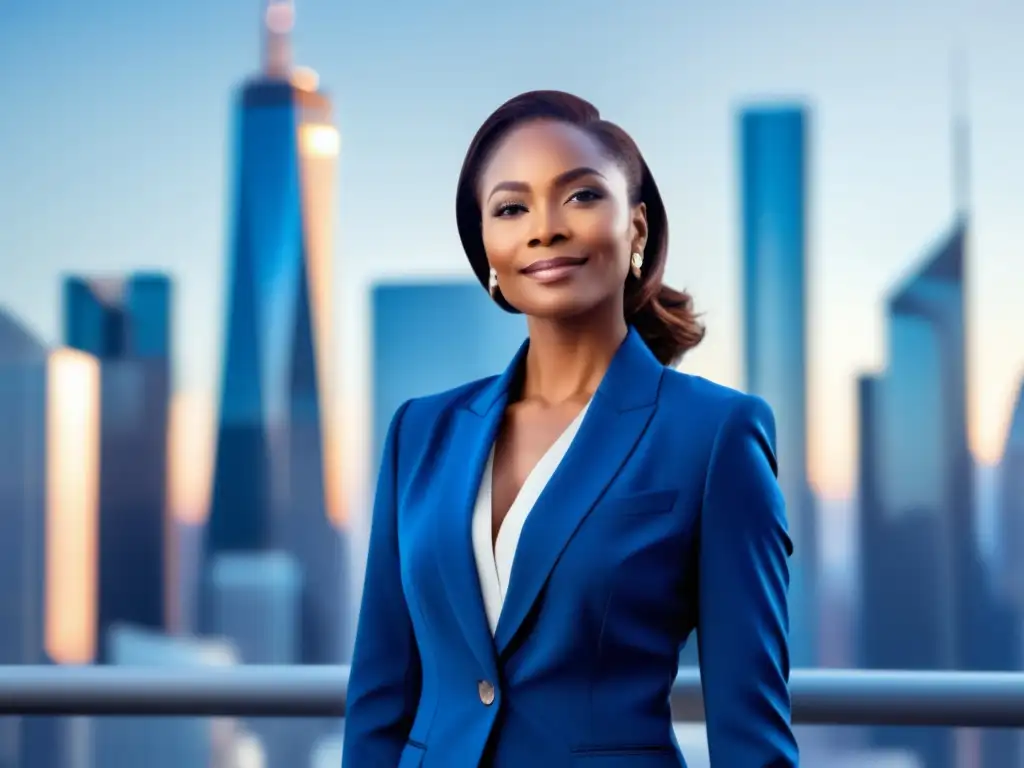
[630,202,648,253]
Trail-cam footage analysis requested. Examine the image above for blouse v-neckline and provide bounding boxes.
[471,400,593,635]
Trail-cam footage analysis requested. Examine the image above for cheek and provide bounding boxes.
[574,206,631,261]
[480,220,520,271]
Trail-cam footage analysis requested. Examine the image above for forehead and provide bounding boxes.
[479,120,620,192]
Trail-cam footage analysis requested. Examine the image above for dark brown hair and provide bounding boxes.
[455,90,704,366]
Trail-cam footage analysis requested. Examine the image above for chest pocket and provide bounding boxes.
[598,488,678,516]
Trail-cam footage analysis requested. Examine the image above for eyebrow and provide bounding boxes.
[486,166,606,202]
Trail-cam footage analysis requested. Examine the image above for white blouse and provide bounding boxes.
[471,401,592,635]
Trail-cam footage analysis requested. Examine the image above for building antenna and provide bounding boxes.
[263,0,295,78]
[950,47,970,219]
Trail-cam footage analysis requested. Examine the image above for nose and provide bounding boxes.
[527,200,569,248]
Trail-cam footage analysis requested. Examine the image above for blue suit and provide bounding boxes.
[344,327,798,767]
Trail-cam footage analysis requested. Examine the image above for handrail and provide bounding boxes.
[1,666,1024,727]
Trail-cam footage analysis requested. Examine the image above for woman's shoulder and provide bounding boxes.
[658,368,776,435]
[401,375,498,420]
[386,374,501,448]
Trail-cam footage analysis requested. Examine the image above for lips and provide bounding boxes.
[520,255,588,275]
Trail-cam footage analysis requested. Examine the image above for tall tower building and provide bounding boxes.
[998,376,1024,607]
[204,0,346,664]
[858,58,1018,767]
[0,308,100,768]
[992,375,1024,767]
[63,273,172,660]
[858,219,969,768]
[738,105,816,666]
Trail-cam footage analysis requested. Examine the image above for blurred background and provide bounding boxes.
[1,0,1023,765]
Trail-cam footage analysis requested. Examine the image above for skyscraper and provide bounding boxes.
[858,220,970,768]
[738,105,816,666]
[204,0,346,664]
[0,309,100,768]
[0,309,50,674]
[996,376,1024,764]
[998,376,1024,607]
[370,281,526,468]
[857,65,1018,763]
[63,273,171,661]
[208,552,302,664]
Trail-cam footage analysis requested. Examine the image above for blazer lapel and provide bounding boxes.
[493,328,665,657]
[432,339,528,678]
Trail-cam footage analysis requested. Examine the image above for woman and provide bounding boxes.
[343,90,798,767]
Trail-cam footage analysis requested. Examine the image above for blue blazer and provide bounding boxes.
[344,327,798,767]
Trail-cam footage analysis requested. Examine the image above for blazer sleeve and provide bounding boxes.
[697,394,799,766]
[342,400,422,767]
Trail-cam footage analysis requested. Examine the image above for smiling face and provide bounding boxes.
[477,119,648,320]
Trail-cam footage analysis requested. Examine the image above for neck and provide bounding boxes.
[521,305,627,406]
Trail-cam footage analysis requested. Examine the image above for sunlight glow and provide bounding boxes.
[167,390,214,524]
[45,348,99,665]
[299,116,343,525]
[300,124,340,158]
[291,67,319,92]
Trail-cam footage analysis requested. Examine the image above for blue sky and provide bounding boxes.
[1,0,1022,511]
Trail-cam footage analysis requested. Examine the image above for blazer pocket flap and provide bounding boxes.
[600,489,678,515]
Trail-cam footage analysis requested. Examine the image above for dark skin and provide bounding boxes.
[477,119,648,545]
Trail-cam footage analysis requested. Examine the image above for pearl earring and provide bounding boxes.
[630,251,644,278]
[488,268,498,298]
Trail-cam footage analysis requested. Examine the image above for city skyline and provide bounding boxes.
[0,3,1022,765]
[3,0,1024,514]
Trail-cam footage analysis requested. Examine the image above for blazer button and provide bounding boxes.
[477,680,495,706]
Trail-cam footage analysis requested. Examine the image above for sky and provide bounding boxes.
[2,0,1023,530]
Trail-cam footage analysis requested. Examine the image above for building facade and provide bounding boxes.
[858,221,1018,766]
[997,376,1024,608]
[370,280,527,468]
[203,0,346,665]
[738,105,817,666]
[0,309,101,768]
[63,274,172,659]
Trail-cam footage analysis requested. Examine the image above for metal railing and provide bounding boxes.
[3,666,1024,727]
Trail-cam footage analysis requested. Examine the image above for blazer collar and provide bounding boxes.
[467,325,663,417]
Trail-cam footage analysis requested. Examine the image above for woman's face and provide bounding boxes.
[478,120,647,320]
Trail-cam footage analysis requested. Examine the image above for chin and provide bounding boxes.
[504,286,603,321]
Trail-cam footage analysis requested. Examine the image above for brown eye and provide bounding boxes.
[568,189,602,203]
[494,202,527,217]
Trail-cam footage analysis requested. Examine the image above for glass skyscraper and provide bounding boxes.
[370,280,527,469]
[63,273,171,661]
[0,311,51,768]
[860,217,1017,766]
[0,310,49,675]
[0,309,100,768]
[203,0,346,665]
[998,376,1024,607]
[997,377,1024,764]
[738,105,816,666]
[857,88,1019,762]
[858,221,970,768]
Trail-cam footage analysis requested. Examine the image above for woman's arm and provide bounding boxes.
[697,394,799,766]
[342,400,422,767]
